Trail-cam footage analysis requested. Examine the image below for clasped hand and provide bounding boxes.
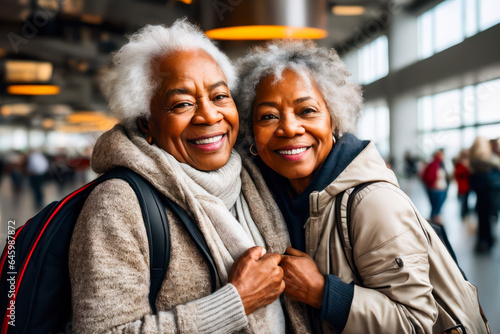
[229,246,325,315]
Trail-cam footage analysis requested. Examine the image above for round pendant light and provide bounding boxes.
[200,0,328,40]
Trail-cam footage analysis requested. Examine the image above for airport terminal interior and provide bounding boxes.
[0,0,499,331]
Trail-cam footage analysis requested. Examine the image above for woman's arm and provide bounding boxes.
[69,179,255,334]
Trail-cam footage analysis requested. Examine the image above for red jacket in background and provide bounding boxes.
[454,163,470,195]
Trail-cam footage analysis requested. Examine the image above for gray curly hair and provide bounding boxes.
[235,40,363,146]
[101,19,237,126]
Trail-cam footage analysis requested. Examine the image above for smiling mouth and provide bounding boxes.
[190,134,225,145]
[276,147,309,156]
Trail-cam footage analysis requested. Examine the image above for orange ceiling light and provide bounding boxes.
[81,14,103,25]
[200,0,327,41]
[66,112,105,124]
[66,111,119,132]
[5,61,53,83]
[0,104,35,116]
[42,118,55,129]
[7,85,60,95]
[206,26,327,40]
[332,6,366,16]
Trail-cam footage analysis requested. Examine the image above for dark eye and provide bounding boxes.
[172,102,193,110]
[169,102,194,113]
[213,94,228,101]
[260,114,278,121]
[301,108,317,115]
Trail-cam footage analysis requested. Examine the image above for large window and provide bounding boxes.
[358,36,389,85]
[418,78,500,159]
[358,105,390,159]
[418,0,500,59]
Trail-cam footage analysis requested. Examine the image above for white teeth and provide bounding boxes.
[193,134,223,145]
[278,147,308,155]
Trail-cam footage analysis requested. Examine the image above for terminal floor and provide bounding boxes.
[1,175,499,332]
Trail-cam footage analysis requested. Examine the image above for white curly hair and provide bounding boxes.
[235,40,363,146]
[101,19,237,126]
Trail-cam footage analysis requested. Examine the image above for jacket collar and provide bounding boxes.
[310,141,399,216]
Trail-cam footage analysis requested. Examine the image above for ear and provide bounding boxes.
[136,117,151,137]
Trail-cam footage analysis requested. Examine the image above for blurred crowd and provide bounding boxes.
[0,147,94,211]
[408,136,500,254]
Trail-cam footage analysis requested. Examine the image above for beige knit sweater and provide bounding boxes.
[68,124,311,333]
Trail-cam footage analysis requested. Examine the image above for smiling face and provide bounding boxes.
[141,48,238,171]
[252,70,334,194]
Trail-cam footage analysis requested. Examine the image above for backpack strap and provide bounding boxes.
[335,181,378,286]
[97,167,169,314]
[97,167,218,312]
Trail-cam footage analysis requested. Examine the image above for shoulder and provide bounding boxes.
[70,178,151,269]
[349,183,427,253]
[352,182,416,224]
[75,178,145,238]
[83,179,140,217]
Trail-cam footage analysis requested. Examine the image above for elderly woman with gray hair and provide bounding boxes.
[68,21,310,333]
[235,41,489,333]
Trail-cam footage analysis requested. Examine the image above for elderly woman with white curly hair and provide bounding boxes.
[235,40,489,333]
[68,21,311,333]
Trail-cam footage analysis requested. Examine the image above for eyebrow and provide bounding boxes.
[164,88,190,100]
[209,81,228,91]
[255,96,316,109]
[255,101,278,109]
[164,81,228,100]
[294,96,315,105]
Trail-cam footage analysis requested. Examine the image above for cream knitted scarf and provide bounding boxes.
[163,150,284,333]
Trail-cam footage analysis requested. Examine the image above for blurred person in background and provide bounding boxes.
[404,150,418,178]
[469,136,500,253]
[67,150,91,186]
[50,147,72,194]
[26,149,49,210]
[489,138,500,222]
[5,150,26,208]
[422,148,449,224]
[453,149,472,223]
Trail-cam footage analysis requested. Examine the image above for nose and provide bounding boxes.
[275,114,305,137]
[192,99,223,125]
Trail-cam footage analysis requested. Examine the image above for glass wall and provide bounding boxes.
[418,78,500,159]
[358,36,389,85]
[358,105,390,159]
[418,0,500,59]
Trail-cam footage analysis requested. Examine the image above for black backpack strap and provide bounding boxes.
[97,167,169,314]
[162,196,218,292]
[335,181,379,287]
[97,167,218,312]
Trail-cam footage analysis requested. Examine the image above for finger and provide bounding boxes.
[279,280,286,294]
[285,247,308,257]
[261,252,282,265]
[244,246,266,261]
[277,264,284,279]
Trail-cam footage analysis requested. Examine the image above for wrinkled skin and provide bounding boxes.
[280,247,325,309]
[229,246,285,315]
